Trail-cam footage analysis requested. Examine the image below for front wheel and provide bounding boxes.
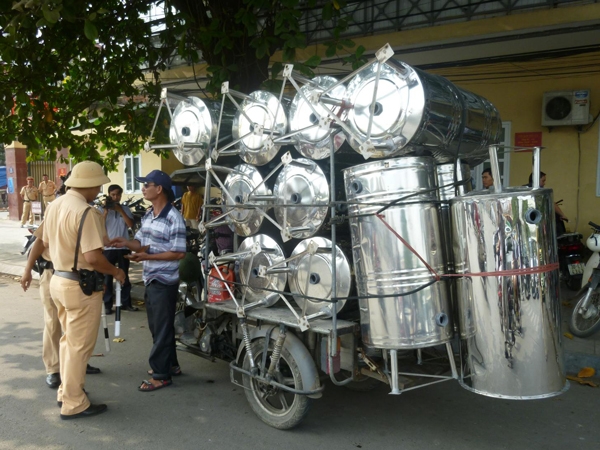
[569,288,600,338]
[242,339,310,430]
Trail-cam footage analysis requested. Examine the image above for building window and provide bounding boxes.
[472,122,512,190]
[124,155,141,193]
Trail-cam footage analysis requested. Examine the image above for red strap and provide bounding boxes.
[376,214,559,280]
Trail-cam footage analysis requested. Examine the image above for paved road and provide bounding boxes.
[0,274,599,450]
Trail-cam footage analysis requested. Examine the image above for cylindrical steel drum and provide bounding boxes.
[344,60,502,165]
[344,157,453,349]
[231,90,288,166]
[288,76,347,160]
[170,97,233,166]
[288,237,351,315]
[223,164,271,236]
[451,187,566,399]
[436,162,472,272]
[274,158,329,240]
[238,234,286,307]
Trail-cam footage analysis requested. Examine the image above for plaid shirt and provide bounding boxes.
[134,203,186,286]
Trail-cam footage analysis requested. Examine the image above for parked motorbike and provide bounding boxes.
[557,229,585,290]
[569,221,600,337]
[21,225,42,273]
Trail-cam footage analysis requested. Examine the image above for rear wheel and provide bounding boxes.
[242,339,310,430]
[569,288,600,338]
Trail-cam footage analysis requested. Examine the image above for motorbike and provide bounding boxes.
[21,225,43,274]
[557,228,585,290]
[569,221,600,337]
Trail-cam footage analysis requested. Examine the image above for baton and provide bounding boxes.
[115,280,122,337]
[101,309,111,352]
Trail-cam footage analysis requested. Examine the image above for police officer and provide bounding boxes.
[41,161,125,420]
[20,176,39,227]
[20,220,102,390]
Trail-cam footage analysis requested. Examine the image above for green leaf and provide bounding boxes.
[304,54,321,67]
[42,6,60,24]
[84,20,98,41]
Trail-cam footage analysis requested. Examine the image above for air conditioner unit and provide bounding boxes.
[542,90,591,126]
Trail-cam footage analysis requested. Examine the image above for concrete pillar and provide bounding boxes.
[5,142,28,221]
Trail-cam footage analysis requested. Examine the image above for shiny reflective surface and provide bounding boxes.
[288,76,347,160]
[344,60,502,165]
[344,157,453,349]
[231,90,288,166]
[223,164,271,236]
[238,234,286,307]
[451,187,566,398]
[274,158,329,239]
[170,97,226,166]
[436,163,472,273]
[288,237,351,315]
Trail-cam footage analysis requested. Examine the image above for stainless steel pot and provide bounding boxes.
[344,156,453,349]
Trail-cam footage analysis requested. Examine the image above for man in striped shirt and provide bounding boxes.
[109,170,186,392]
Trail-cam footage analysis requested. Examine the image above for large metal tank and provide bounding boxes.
[436,162,472,272]
[344,156,453,349]
[343,60,502,165]
[451,187,566,398]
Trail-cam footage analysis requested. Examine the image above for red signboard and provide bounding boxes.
[514,132,542,149]
[58,168,67,177]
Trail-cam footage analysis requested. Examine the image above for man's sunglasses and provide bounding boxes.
[143,182,156,189]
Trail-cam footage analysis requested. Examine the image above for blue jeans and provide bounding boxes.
[145,280,179,380]
[103,249,132,309]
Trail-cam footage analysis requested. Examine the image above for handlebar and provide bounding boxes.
[589,221,600,232]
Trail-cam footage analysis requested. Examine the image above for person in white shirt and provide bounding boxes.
[100,184,137,313]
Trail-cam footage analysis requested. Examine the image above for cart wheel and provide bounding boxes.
[242,339,310,430]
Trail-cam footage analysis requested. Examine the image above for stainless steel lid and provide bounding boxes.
[288,76,347,160]
[223,164,271,236]
[231,90,288,166]
[274,158,329,240]
[238,234,286,307]
[169,97,214,165]
[288,237,350,315]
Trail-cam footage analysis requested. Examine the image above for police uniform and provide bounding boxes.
[20,183,39,226]
[42,189,106,416]
[39,179,57,208]
[33,223,60,376]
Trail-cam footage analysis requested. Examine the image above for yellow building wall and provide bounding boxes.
[104,151,185,199]
[429,53,600,234]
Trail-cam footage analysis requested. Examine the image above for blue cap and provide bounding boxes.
[135,170,174,201]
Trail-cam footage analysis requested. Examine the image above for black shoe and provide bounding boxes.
[104,308,113,315]
[60,403,107,420]
[86,364,101,375]
[46,373,60,389]
[122,305,139,311]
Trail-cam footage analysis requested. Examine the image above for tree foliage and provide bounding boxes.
[0,0,364,170]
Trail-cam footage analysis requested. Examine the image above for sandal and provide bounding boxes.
[147,366,182,376]
[138,379,172,392]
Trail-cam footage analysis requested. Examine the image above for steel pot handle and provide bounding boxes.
[488,144,542,192]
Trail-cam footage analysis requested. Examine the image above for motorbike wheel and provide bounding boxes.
[566,274,583,291]
[569,288,600,338]
[242,339,310,430]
